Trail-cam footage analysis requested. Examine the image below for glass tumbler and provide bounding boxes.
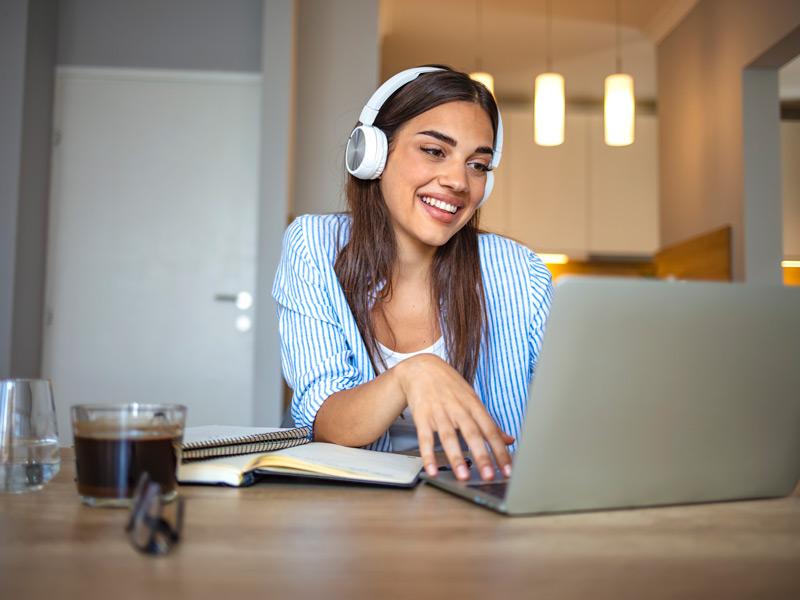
[0,379,61,493]
[71,403,186,507]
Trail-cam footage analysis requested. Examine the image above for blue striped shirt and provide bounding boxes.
[272,213,553,452]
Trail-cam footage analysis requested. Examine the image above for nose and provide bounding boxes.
[437,159,469,194]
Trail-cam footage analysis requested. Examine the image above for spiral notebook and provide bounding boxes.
[178,441,423,488]
[181,425,311,461]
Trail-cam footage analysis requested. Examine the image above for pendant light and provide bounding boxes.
[534,0,565,146]
[604,0,635,146]
[469,0,494,95]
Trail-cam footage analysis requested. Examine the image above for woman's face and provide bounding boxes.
[379,100,495,252]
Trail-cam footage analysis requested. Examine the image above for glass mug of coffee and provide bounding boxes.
[71,403,186,507]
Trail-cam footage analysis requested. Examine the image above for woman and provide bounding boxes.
[272,66,552,482]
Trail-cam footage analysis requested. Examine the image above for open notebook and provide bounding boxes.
[178,426,423,488]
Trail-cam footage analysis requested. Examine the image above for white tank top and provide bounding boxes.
[375,337,447,451]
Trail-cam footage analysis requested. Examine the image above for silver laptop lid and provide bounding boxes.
[505,277,800,516]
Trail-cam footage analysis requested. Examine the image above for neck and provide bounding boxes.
[392,230,436,284]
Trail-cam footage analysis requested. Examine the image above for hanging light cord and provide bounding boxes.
[615,0,622,73]
[475,0,483,72]
[545,0,553,72]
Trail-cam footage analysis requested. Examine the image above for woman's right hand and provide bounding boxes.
[393,353,514,482]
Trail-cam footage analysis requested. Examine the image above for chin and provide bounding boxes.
[416,224,463,248]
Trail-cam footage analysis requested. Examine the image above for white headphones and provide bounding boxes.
[345,66,504,207]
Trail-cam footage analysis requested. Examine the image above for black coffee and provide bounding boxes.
[74,431,180,499]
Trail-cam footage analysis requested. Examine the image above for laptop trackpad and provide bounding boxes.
[438,469,510,500]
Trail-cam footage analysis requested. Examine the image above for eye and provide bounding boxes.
[468,161,491,173]
[421,146,445,159]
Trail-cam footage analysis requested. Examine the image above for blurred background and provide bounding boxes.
[1,0,798,440]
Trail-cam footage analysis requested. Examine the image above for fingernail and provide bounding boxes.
[426,464,438,477]
[456,465,470,480]
[503,464,512,477]
[481,466,494,480]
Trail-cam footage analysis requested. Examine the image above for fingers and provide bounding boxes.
[450,407,497,481]
[401,356,516,481]
[499,431,515,477]
[471,409,514,478]
[415,419,439,478]
[431,405,471,481]
[419,399,514,481]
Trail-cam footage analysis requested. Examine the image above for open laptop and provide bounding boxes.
[422,277,800,515]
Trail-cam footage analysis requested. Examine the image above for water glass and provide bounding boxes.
[0,379,61,493]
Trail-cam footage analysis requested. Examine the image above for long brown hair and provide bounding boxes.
[334,67,497,383]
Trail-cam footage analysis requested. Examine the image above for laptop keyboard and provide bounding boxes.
[467,481,508,500]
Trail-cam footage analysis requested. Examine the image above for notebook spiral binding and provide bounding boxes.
[181,426,312,461]
[182,436,310,461]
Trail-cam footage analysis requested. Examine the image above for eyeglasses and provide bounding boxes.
[126,472,185,555]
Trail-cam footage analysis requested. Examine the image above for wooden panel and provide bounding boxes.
[654,226,732,281]
[547,260,656,282]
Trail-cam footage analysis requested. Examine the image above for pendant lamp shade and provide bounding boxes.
[534,72,565,146]
[470,71,495,96]
[604,73,635,146]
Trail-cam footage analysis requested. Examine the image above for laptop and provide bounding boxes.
[422,277,800,515]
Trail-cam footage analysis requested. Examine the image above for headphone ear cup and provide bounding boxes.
[479,171,495,207]
[345,125,388,180]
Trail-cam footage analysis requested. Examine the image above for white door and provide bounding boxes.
[43,68,260,443]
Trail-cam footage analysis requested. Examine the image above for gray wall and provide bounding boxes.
[293,0,379,216]
[57,0,262,71]
[657,0,800,280]
[0,0,58,378]
[255,0,295,426]
[0,0,28,377]
[11,0,58,377]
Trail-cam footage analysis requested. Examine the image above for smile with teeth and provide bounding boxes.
[419,195,459,214]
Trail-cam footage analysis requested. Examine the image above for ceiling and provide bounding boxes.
[380,0,800,103]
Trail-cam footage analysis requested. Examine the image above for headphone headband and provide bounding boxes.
[346,66,503,206]
[491,112,503,169]
[358,66,445,126]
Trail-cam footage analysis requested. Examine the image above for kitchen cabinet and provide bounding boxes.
[481,106,659,258]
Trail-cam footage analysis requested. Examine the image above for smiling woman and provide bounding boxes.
[272,66,552,483]
[381,102,494,241]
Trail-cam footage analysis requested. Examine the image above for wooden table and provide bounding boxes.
[2,450,799,599]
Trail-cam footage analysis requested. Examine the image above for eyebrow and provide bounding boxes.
[417,129,494,156]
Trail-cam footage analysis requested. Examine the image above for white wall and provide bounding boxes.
[293,0,379,216]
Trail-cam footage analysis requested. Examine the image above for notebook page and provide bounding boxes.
[257,442,423,483]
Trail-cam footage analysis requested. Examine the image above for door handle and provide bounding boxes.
[214,291,253,309]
